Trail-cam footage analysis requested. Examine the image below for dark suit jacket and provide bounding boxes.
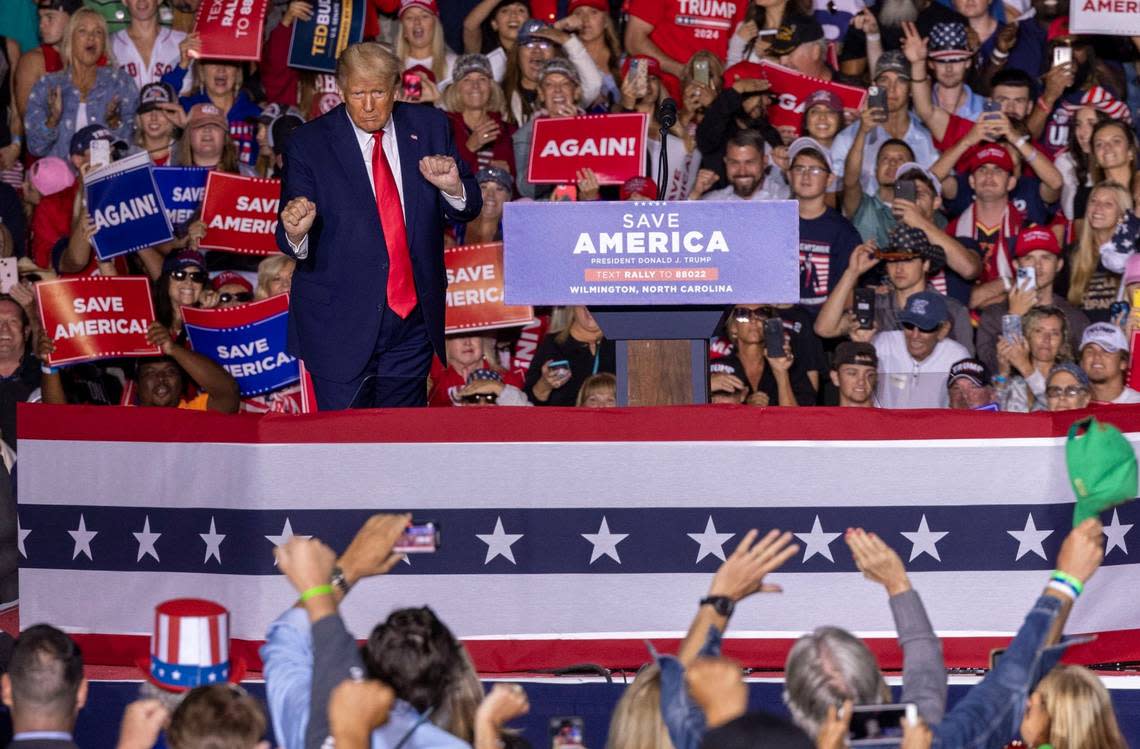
[275,102,481,383]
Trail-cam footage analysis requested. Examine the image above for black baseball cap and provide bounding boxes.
[768,20,825,57]
[138,82,178,114]
[37,0,83,13]
[833,341,878,369]
[948,358,991,388]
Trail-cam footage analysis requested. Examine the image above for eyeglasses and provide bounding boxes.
[790,164,829,177]
[901,321,939,334]
[170,269,208,283]
[461,392,498,404]
[732,306,774,322]
[218,292,253,304]
[1046,386,1088,399]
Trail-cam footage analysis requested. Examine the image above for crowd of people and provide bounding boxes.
[0,0,1137,427]
[0,512,1125,748]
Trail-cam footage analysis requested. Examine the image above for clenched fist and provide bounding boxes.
[419,155,463,197]
[281,197,317,244]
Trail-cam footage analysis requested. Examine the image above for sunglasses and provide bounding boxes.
[461,392,498,404]
[731,306,774,322]
[218,292,254,304]
[901,321,940,334]
[1046,386,1088,399]
[170,269,207,283]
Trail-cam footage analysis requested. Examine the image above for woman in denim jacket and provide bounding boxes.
[25,8,138,160]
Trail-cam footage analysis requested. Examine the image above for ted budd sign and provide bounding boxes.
[501,200,800,306]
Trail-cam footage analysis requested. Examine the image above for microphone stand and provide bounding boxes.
[655,99,677,201]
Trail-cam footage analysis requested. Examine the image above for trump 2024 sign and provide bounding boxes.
[502,201,800,306]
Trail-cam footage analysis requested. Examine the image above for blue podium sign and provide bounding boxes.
[502,200,800,306]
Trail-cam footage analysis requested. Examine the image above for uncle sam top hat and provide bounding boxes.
[141,598,246,692]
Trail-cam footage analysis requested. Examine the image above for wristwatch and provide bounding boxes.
[330,565,351,596]
[700,595,735,618]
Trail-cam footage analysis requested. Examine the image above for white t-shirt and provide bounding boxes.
[872,330,970,409]
[1112,387,1140,404]
[111,27,186,90]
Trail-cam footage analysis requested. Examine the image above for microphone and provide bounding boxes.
[656,98,678,130]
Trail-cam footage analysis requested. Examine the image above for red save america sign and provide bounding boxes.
[527,113,648,185]
[193,0,269,60]
[445,242,533,334]
[36,277,161,366]
[200,172,281,256]
[758,60,867,135]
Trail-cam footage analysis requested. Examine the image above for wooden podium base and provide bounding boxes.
[617,339,709,406]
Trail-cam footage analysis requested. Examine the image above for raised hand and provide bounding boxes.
[47,86,63,128]
[281,197,317,244]
[145,320,174,355]
[846,528,910,596]
[115,699,171,749]
[329,678,395,748]
[1056,518,1104,585]
[275,536,338,595]
[707,528,799,601]
[475,683,530,730]
[419,155,463,196]
[900,22,927,64]
[338,513,412,587]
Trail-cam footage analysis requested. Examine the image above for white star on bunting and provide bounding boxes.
[476,516,524,564]
[200,517,226,564]
[133,516,162,562]
[582,516,629,564]
[1007,513,1053,561]
[16,516,30,559]
[265,519,312,564]
[68,514,97,560]
[687,515,734,563]
[900,515,949,562]
[795,515,841,563]
[1103,509,1133,556]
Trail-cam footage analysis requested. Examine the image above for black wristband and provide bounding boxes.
[700,595,735,618]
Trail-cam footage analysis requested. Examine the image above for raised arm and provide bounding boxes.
[843,109,876,217]
[147,321,240,413]
[902,22,947,142]
[677,528,799,665]
[624,16,684,78]
[846,528,946,725]
[813,243,880,339]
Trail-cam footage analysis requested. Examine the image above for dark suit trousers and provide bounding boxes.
[309,305,434,410]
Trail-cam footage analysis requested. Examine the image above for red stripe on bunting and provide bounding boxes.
[67,628,1140,674]
[18,404,1140,445]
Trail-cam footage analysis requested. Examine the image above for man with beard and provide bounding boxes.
[695,62,784,190]
[836,0,966,78]
[693,129,789,201]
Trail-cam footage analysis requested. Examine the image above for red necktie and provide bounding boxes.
[372,130,417,318]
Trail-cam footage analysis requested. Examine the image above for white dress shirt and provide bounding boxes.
[289,109,467,258]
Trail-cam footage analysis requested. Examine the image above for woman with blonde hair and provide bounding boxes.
[605,664,675,749]
[25,8,138,160]
[255,255,295,300]
[443,54,515,177]
[524,306,614,406]
[554,0,623,111]
[1065,181,1133,322]
[395,0,456,104]
[1019,664,1127,749]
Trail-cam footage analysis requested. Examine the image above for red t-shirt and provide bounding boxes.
[934,113,1050,177]
[628,0,746,65]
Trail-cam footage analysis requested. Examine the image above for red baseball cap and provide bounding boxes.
[211,271,254,293]
[620,175,657,201]
[723,62,766,89]
[568,0,607,11]
[1046,16,1072,43]
[967,143,1015,173]
[1013,226,1062,257]
[399,0,438,15]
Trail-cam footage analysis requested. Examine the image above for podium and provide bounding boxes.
[502,200,800,405]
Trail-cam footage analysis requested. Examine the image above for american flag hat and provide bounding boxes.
[1059,86,1133,124]
[140,599,246,692]
[929,22,971,61]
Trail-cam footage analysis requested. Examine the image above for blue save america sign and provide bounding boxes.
[181,295,300,396]
[84,152,174,260]
[153,166,209,229]
[501,200,801,305]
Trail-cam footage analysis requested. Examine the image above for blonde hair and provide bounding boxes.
[60,8,113,70]
[605,664,675,749]
[431,646,482,743]
[337,42,401,90]
[255,255,295,299]
[396,9,452,84]
[1068,181,1133,306]
[576,372,616,406]
[1035,665,1127,749]
[442,71,507,116]
[190,60,243,98]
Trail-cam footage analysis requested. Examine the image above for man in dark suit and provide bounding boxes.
[1,626,84,749]
[276,42,481,409]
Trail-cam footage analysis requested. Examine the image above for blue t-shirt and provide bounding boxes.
[799,208,862,308]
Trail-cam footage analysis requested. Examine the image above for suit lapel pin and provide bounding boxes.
[410,133,419,141]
